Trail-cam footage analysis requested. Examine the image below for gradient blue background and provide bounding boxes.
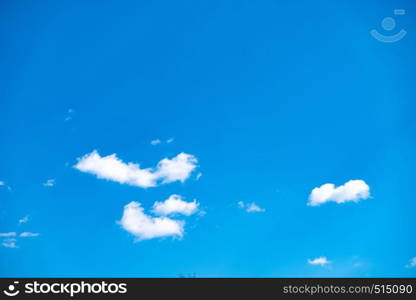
[1,0,415,277]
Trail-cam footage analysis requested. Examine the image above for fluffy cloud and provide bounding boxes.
[43,179,55,187]
[308,256,330,266]
[238,201,265,213]
[0,232,16,237]
[155,153,198,184]
[153,195,199,216]
[406,257,416,268]
[0,181,4,186]
[74,151,198,188]
[119,201,184,241]
[308,180,370,206]
[2,238,18,248]
[20,232,40,237]
[74,151,157,187]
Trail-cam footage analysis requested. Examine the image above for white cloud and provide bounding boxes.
[308,179,370,206]
[0,181,4,186]
[246,203,265,213]
[153,195,199,216]
[2,238,18,248]
[238,201,265,213]
[74,151,157,188]
[43,179,55,187]
[406,257,416,268]
[308,256,330,266]
[119,201,184,241]
[196,172,202,180]
[0,232,16,237]
[166,138,174,144]
[20,232,40,237]
[18,216,29,224]
[74,151,198,188]
[151,139,161,145]
[155,153,198,184]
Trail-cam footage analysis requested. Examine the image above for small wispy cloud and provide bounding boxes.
[65,108,74,121]
[308,180,370,206]
[0,232,16,237]
[406,257,416,268]
[151,138,174,145]
[20,232,40,237]
[0,180,11,190]
[18,216,29,225]
[238,201,265,213]
[196,172,202,180]
[150,139,161,146]
[246,203,265,213]
[308,256,330,266]
[43,179,55,187]
[2,238,18,248]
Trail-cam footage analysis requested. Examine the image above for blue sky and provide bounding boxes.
[1,0,416,277]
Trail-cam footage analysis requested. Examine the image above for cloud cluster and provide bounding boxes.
[119,195,199,241]
[308,180,370,206]
[2,239,18,248]
[238,201,265,213]
[75,150,200,242]
[0,230,40,248]
[74,151,198,188]
[308,256,330,266]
